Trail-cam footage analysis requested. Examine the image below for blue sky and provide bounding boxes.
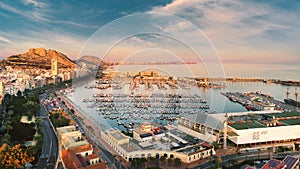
[0,0,300,66]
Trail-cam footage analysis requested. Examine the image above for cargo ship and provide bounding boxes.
[284,99,300,108]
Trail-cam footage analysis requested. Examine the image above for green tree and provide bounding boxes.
[23,100,40,117]
[212,141,219,150]
[160,156,166,165]
[174,158,181,167]
[167,158,173,165]
[0,133,11,145]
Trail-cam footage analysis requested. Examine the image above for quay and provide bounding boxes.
[222,91,300,112]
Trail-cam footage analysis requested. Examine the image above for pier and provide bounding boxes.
[222,91,300,112]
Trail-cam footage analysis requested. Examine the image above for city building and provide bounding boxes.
[179,110,300,150]
[56,125,89,149]
[57,125,108,169]
[245,155,299,169]
[51,59,58,76]
[102,123,214,163]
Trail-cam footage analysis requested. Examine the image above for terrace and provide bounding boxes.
[267,111,300,119]
[229,121,267,130]
[279,118,300,126]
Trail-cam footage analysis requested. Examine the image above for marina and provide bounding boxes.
[83,92,209,131]
[67,74,299,133]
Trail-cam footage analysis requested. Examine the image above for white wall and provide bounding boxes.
[229,125,300,145]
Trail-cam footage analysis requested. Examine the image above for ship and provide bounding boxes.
[284,98,300,108]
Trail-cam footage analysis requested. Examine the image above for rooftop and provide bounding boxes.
[87,154,99,160]
[61,150,83,169]
[68,144,93,154]
[109,130,128,140]
[267,111,300,118]
[119,126,211,155]
[229,121,266,130]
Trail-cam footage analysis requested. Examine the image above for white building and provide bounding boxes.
[179,111,300,150]
[102,126,214,163]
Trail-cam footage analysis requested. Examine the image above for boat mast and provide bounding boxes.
[286,87,290,99]
[295,87,298,101]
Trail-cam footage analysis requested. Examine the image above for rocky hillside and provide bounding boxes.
[1,48,77,69]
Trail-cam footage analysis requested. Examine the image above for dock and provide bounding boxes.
[222,91,300,112]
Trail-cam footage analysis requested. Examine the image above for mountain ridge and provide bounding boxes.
[0,48,77,69]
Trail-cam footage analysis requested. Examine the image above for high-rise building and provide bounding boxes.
[51,59,58,76]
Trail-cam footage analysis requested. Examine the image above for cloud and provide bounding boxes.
[0,2,99,29]
[0,36,12,44]
[150,0,300,64]
[22,0,46,8]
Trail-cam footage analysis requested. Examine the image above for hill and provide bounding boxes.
[75,55,104,69]
[1,48,76,69]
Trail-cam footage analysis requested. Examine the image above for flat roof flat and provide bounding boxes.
[279,119,300,126]
[268,111,300,118]
[110,131,127,140]
[229,122,266,130]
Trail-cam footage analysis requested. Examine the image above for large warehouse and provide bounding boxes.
[178,110,300,149]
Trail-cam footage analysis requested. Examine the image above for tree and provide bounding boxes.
[167,158,173,165]
[23,100,40,117]
[174,158,181,167]
[160,156,166,165]
[216,157,222,169]
[0,144,34,168]
[4,120,13,134]
[212,141,219,150]
[0,133,11,145]
[149,156,155,165]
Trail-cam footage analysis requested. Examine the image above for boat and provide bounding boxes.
[245,105,253,111]
[284,99,300,108]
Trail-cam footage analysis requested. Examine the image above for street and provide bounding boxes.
[37,94,59,169]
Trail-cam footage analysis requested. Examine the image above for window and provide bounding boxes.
[164,154,168,158]
[170,154,174,159]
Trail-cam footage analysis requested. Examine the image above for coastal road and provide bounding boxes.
[37,94,59,169]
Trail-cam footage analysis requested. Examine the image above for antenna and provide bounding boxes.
[286,87,290,99]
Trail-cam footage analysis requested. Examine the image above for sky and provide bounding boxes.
[0,0,300,68]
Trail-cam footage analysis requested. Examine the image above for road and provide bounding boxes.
[37,94,59,169]
[57,94,124,168]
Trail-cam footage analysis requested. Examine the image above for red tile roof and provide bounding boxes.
[87,154,99,160]
[69,144,93,154]
[80,162,107,169]
[61,150,83,169]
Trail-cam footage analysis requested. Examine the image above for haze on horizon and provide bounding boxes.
[0,0,300,79]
